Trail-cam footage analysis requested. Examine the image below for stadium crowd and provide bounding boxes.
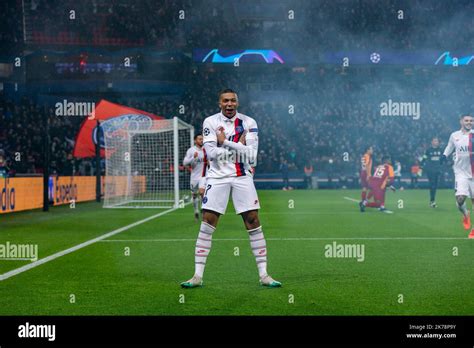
[1,66,468,182]
[0,0,472,51]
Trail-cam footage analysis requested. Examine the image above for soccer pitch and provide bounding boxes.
[0,189,472,316]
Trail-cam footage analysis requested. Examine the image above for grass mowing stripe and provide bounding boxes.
[0,206,180,282]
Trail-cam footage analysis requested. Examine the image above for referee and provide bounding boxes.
[421,137,443,207]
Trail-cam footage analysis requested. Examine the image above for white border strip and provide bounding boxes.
[99,237,468,242]
[0,207,178,281]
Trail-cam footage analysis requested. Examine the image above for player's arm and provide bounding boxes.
[182,148,195,166]
[366,156,372,178]
[202,119,231,160]
[441,134,454,163]
[420,150,427,168]
[222,122,258,164]
[387,166,395,191]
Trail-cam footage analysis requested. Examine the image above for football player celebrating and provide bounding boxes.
[442,114,474,238]
[181,89,281,288]
[359,156,394,212]
[183,134,205,221]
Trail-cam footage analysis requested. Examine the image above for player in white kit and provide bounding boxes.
[443,114,474,238]
[181,89,281,288]
[183,134,205,221]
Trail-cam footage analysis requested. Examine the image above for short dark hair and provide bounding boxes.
[460,114,473,119]
[194,134,202,140]
[382,155,391,162]
[219,88,238,99]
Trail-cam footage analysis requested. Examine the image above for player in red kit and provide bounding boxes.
[360,156,395,212]
[360,146,373,201]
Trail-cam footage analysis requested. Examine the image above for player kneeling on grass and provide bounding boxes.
[359,156,395,212]
[181,89,281,288]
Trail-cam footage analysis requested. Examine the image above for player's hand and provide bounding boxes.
[217,127,226,145]
[198,188,205,198]
[239,131,247,145]
[193,152,198,158]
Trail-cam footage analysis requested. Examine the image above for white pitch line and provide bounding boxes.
[99,237,468,242]
[0,206,180,282]
[343,196,360,203]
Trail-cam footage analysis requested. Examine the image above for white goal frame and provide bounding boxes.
[103,117,194,209]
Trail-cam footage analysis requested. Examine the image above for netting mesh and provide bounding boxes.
[103,118,193,208]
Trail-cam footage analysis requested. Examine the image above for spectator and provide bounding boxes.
[304,162,313,189]
[394,160,402,188]
[280,158,290,191]
[411,161,421,189]
[0,149,9,178]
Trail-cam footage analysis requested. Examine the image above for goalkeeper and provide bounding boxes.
[420,137,443,208]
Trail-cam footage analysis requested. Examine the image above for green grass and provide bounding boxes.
[0,189,473,315]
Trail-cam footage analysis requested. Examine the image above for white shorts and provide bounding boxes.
[201,176,260,215]
[190,180,199,194]
[454,176,474,198]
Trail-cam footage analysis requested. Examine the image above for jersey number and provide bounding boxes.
[204,184,212,196]
[374,166,385,178]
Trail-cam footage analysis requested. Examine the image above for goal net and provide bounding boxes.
[103,117,194,208]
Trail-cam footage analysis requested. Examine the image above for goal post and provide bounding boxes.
[103,117,194,209]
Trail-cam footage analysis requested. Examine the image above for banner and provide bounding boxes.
[0,177,43,214]
[52,176,146,206]
[72,100,163,158]
[51,176,96,205]
[1,176,146,214]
